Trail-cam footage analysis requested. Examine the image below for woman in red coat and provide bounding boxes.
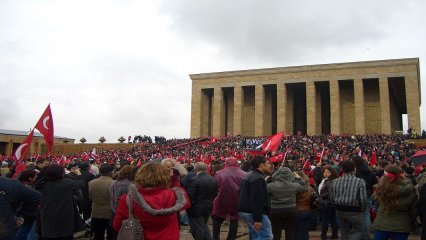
[113,162,190,240]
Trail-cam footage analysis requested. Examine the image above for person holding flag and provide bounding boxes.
[266,165,308,240]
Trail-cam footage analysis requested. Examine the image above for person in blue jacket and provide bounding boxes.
[0,176,42,240]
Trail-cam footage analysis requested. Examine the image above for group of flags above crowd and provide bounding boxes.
[6,105,419,172]
[14,104,54,161]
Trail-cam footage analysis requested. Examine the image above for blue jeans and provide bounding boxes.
[363,197,372,240]
[16,221,37,240]
[374,230,409,240]
[181,211,189,225]
[239,212,273,240]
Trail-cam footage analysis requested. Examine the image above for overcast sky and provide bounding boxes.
[1,0,425,143]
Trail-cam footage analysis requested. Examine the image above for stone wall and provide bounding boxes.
[190,58,421,137]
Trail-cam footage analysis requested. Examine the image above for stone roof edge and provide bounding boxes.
[189,58,420,80]
[0,129,73,140]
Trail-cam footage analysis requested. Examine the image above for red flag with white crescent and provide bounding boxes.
[260,132,284,152]
[14,130,34,162]
[316,147,325,163]
[269,152,285,163]
[369,151,377,166]
[34,104,54,153]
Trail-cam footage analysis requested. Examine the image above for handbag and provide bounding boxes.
[117,192,144,240]
[311,191,327,209]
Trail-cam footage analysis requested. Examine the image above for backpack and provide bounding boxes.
[117,192,144,240]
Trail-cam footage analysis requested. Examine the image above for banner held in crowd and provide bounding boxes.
[14,129,34,161]
[34,104,54,153]
[259,132,284,153]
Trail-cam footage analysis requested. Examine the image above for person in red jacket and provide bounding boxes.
[113,162,190,240]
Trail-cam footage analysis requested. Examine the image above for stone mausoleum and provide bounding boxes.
[190,58,421,137]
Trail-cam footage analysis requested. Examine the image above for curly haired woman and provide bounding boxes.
[372,165,418,240]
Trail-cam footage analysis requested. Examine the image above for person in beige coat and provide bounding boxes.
[89,163,114,240]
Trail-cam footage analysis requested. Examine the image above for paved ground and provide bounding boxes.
[75,219,422,239]
[178,221,422,240]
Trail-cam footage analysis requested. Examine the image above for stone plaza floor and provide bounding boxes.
[75,219,422,239]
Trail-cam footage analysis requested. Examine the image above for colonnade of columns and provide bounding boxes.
[191,75,421,138]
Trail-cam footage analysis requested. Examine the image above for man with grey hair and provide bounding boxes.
[161,158,188,187]
[187,162,218,240]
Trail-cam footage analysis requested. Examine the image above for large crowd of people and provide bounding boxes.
[1,133,426,240]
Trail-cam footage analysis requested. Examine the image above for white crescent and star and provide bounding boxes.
[42,116,50,129]
[15,143,28,160]
[264,141,271,150]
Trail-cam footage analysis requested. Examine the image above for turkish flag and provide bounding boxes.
[233,151,244,160]
[14,130,34,162]
[260,132,284,152]
[34,104,54,153]
[269,152,285,163]
[246,149,265,156]
[316,147,325,163]
[369,151,377,166]
[303,159,311,170]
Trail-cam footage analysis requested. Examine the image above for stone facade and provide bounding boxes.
[190,58,421,137]
[0,131,72,156]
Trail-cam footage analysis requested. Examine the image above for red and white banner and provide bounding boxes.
[34,104,54,153]
[269,152,286,163]
[260,132,284,152]
[316,147,325,163]
[14,130,34,161]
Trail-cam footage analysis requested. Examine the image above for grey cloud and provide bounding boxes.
[160,1,412,64]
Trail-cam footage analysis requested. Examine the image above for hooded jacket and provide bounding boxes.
[267,167,308,209]
[372,180,418,233]
[212,157,247,219]
[113,184,190,240]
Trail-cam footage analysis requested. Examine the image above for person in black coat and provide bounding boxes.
[38,164,83,240]
[187,162,217,240]
[238,155,273,240]
[77,162,95,220]
[34,158,50,190]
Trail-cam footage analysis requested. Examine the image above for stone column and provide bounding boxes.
[255,83,264,136]
[379,76,391,134]
[190,85,202,138]
[306,81,316,135]
[233,84,243,136]
[330,79,341,135]
[212,87,224,137]
[405,74,421,133]
[277,83,287,133]
[7,140,13,156]
[354,78,365,134]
